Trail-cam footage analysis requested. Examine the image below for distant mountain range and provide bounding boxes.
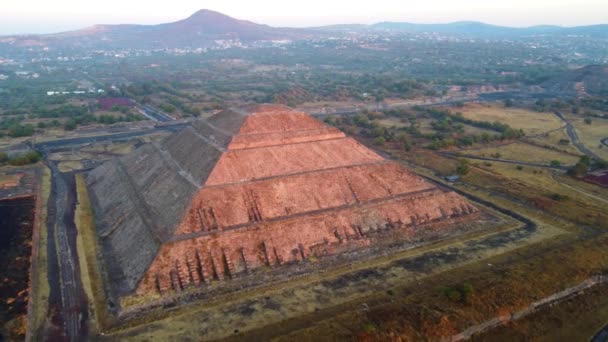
[1,9,607,50]
[371,21,608,38]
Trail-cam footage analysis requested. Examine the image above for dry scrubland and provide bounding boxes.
[458,103,563,135]
[291,148,608,341]
[462,142,580,165]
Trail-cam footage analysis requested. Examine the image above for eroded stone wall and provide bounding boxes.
[137,190,478,295]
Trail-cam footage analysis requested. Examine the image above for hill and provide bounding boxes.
[370,21,608,38]
[4,10,312,49]
[542,65,608,96]
[1,10,606,50]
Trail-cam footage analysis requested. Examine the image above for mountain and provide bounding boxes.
[370,21,608,38]
[3,10,312,49]
[542,65,608,96]
[0,10,606,51]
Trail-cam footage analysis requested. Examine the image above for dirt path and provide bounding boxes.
[46,162,89,341]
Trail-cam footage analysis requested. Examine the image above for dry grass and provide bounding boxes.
[57,161,84,173]
[377,117,409,128]
[480,284,608,342]
[462,142,580,165]
[570,117,608,160]
[74,174,111,332]
[468,161,608,229]
[457,103,563,135]
[28,167,50,339]
[525,128,581,155]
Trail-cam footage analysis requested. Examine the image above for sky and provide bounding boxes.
[1,0,607,35]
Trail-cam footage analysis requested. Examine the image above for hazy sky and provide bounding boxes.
[2,0,607,34]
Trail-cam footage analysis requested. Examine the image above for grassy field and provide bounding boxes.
[274,231,608,341]
[74,174,112,333]
[525,128,581,155]
[461,142,580,165]
[468,161,607,229]
[456,103,563,135]
[28,167,50,340]
[570,117,608,160]
[476,283,608,342]
[57,161,84,173]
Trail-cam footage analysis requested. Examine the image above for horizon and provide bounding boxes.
[2,0,608,35]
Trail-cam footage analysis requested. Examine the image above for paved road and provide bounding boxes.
[139,105,174,122]
[592,324,608,342]
[34,121,189,152]
[554,111,601,160]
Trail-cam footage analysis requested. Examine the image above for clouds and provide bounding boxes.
[1,0,606,34]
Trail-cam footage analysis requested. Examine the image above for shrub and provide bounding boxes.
[551,193,569,201]
[444,288,462,302]
[64,119,77,131]
[456,159,471,175]
[443,283,474,303]
[373,137,386,146]
[8,151,41,166]
[8,124,35,137]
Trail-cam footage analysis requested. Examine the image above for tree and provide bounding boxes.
[64,119,77,131]
[568,162,589,177]
[584,118,592,125]
[550,160,562,168]
[373,137,386,146]
[456,159,470,175]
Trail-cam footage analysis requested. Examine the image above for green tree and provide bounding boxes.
[568,162,589,177]
[373,137,386,146]
[64,119,77,131]
[456,159,471,175]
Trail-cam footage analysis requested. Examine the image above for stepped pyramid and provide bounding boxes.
[86,104,479,297]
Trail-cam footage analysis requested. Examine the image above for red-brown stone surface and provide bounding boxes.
[134,105,479,295]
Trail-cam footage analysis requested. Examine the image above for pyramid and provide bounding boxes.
[86,104,479,297]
